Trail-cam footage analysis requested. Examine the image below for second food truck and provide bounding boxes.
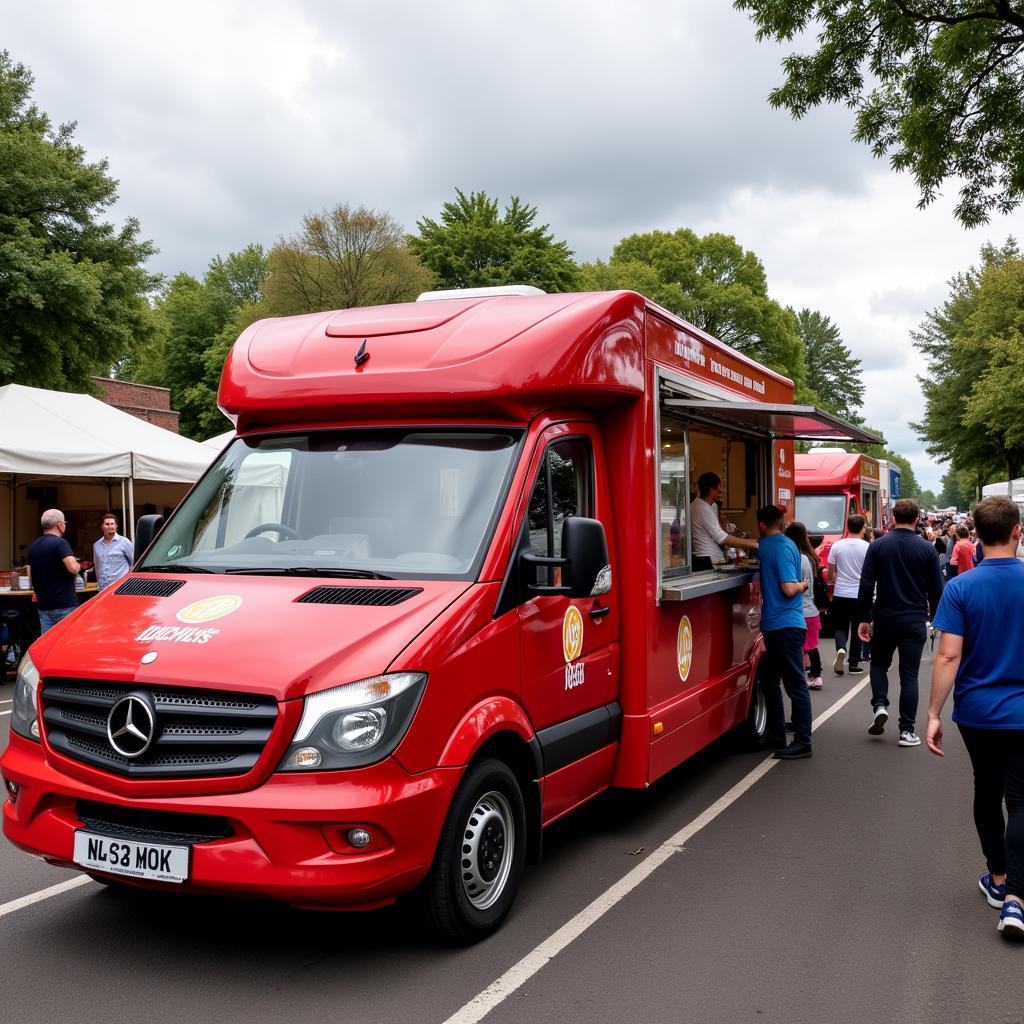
[2,288,881,942]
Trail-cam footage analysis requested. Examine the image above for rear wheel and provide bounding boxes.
[420,757,527,944]
[741,679,768,745]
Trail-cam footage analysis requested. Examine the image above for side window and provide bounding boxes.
[525,438,592,587]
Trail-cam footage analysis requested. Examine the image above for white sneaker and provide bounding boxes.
[833,649,846,675]
[898,731,922,747]
[869,706,888,735]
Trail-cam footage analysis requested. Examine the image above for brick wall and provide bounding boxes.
[93,377,181,433]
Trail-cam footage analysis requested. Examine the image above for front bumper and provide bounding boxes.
[1,733,459,908]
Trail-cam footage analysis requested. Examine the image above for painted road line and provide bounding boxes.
[0,711,10,717]
[0,876,92,919]
[442,674,871,1024]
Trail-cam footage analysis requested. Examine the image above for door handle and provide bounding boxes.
[589,603,611,621]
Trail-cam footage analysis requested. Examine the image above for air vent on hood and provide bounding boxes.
[114,577,186,598]
[295,586,423,607]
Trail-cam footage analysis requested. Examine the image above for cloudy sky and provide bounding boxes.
[8,0,1024,490]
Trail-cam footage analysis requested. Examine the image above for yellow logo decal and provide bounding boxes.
[677,615,693,681]
[176,595,243,624]
[562,606,584,664]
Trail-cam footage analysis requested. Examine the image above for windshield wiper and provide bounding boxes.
[140,563,215,574]
[223,566,394,580]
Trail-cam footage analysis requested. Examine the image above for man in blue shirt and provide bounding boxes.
[756,504,813,760]
[92,513,134,590]
[927,496,1024,939]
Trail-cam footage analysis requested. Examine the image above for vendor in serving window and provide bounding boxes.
[690,472,759,571]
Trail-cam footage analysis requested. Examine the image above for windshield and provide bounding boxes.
[794,494,846,535]
[141,429,522,579]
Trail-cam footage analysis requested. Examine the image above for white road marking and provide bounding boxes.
[0,699,13,705]
[0,711,10,717]
[442,674,871,1024]
[0,876,92,919]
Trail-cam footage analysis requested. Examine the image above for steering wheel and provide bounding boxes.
[244,522,300,540]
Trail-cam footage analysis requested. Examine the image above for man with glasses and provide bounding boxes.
[28,508,81,633]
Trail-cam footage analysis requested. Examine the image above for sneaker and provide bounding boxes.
[807,676,824,690]
[869,706,889,735]
[998,899,1024,938]
[833,649,846,675]
[979,872,1007,908]
[898,730,922,747]
[772,741,812,760]
[848,663,862,673]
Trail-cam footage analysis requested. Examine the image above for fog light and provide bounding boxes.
[289,746,322,769]
[347,828,372,848]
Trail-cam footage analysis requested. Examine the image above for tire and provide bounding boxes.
[420,757,527,945]
[741,678,768,746]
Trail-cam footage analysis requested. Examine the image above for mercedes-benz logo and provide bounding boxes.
[107,695,156,759]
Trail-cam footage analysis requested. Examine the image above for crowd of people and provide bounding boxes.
[755,495,1024,941]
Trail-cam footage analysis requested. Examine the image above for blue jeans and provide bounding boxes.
[759,626,812,747]
[38,606,76,634]
[869,619,927,732]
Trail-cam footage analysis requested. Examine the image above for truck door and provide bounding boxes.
[517,426,621,739]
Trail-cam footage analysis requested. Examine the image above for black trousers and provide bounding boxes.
[831,596,862,665]
[869,619,927,732]
[759,627,812,747]
[958,725,1024,896]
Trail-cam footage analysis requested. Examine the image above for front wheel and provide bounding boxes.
[740,678,768,746]
[420,757,527,944]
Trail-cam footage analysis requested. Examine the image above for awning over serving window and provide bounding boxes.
[661,400,885,445]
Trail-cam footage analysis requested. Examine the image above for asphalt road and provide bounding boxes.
[2,646,1021,1024]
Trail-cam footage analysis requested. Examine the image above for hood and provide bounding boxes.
[32,574,471,701]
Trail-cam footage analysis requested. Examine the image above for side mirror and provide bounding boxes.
[561,517,612,598]
[133,514,165,566]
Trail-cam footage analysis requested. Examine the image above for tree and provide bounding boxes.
[734,1,1024,226]
[917,488,938,510]
[138,245,271,438]
[409,189,579,292]
[959,254,1024,478]
[0,51,157,390]
[264,204,432,314]
[913,239,1019,485]
[792,308,864,421]
[579,229,806,387]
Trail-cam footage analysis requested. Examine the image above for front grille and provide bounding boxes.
[42,679,278,779]
[296,585,423,607]
[114,577,186,597]
[77,800,233,845]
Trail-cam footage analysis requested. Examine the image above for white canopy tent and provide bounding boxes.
[1,383,213,557]
[203,430,235,452]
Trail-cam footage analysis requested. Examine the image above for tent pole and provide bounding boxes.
[121,479,127,536]
[127,454,135,542]
[9,474,15,569]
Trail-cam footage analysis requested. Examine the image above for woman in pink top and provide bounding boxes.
[950,526,977,577]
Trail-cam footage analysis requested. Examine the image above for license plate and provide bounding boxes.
[73,830,190,883]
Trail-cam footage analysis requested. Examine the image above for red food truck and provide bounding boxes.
[2,288,880,942]
[794,449,882,568]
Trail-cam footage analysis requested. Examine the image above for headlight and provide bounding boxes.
[11,652,40,742]
[279,672,426,771]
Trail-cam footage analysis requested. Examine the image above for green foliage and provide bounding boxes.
[734,1,1024,226]
[409,189,579,292]
[265,204,432,313]
[792,308,864,422]
[913,239,1022,482]
[139,245,270,438]
[917,488,938,510]
[0,51,157,390]
[579,228,805,385]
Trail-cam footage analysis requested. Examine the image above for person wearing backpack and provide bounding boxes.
[787,521,826,690]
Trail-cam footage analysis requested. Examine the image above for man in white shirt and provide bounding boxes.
[827,514,869,675]
[690,472,759,571]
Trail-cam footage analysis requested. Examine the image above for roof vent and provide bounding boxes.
[807,446,848,455]
[416,285,546,302]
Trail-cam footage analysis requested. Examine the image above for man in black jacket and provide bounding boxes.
[858,499,945,747]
